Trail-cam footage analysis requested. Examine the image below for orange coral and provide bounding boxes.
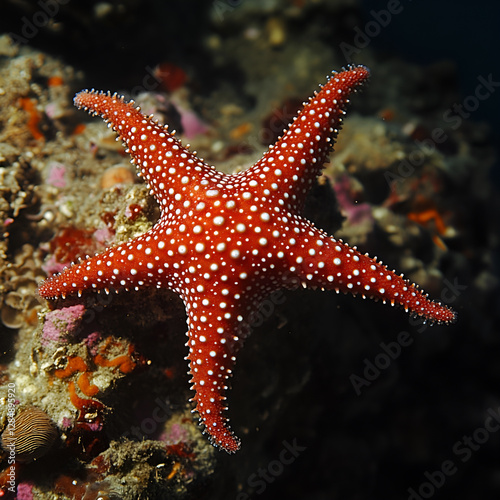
[94,336,137,374]
[19,97,44,141]
[55,356,88,378]
[408,208,447,235]
[67,380,89,410]
[47,75,64,87]
[72,123,86,135]
[77,372,100,397]
[55,340,142,460]
[94,347,136,374]
[55,356,99,397]
[407,208,449,250]
[55,338,138,407]
[229,122,253,140]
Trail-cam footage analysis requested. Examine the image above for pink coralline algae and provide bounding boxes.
[16,482,34,500]
[161,422,190,446]
[173,100,209,139]
[41,253,69,276]
[83,331,103,354]
[92,226,114,245]
[46,162,67,188]
[61,416,74,431]
[333,173,373,226]
[42,304,86,345]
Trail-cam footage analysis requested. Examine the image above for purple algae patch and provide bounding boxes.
[42,304,86,345]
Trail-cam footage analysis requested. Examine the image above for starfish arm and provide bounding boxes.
[38,230,176,299]
[74,90,222,213]
[283,223,456,324]
[182,285,262,454]
[246,65,369,210]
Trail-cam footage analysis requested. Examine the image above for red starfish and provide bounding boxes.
[39,66,456,453]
